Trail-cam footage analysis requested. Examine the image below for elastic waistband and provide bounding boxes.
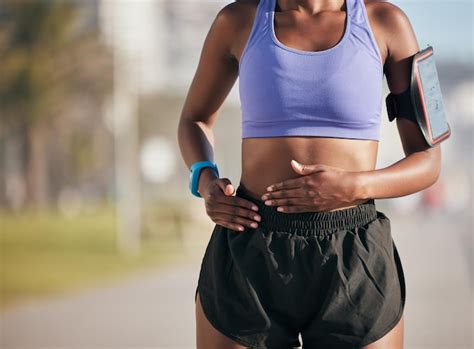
[235,183,377,238]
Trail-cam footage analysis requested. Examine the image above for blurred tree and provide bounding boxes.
[0,0,112,209]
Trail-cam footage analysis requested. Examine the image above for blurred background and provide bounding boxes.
[0,0,472,348]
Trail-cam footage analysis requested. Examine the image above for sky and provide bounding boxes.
[391,0,473,63]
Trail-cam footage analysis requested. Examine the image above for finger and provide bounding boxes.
[261,187,307,200]
[291,160,329,175]
[213,214,259,229]
[264,197,314,207]
[266,176,307,192]
[216,178,235,196]
[214,220,245,232]
[275,205,321,213]
[208,203,261,222]
[214,194,260,212]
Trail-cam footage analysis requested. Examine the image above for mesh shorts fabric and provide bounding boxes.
[195,183,406,348]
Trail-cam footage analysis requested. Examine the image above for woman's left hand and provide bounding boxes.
[261,160,365,213]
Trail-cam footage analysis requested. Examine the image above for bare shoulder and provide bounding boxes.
[215,0,260,29]
[364,0,414,38]
[364,0,419,63]
[213,0,260,60]
[364,2,425,153]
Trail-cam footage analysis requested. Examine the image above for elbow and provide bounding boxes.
[177,117,195,153]
[424,145,442,188]
[177,118,186,148]
[429,163,441,188]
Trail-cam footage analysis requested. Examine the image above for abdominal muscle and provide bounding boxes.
[239,136,379,211]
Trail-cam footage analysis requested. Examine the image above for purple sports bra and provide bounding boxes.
[239,0,383,140]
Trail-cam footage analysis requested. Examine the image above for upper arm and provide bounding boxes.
[377,2,440,158]
[180,3,240,127]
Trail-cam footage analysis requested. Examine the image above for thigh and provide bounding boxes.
[362,314,404,349]
[196,290,249,349]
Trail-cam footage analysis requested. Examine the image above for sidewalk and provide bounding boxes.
[0,262,201,349]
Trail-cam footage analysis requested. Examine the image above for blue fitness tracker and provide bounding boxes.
[189,160,219,197]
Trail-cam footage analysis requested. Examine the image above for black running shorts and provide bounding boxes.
[195,183,406,348]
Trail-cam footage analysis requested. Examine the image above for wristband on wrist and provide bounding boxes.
[189,160,219,198]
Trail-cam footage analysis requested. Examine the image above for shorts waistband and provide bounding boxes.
[235,182,377,238]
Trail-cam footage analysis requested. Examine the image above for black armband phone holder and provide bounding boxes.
[385,45,451,146]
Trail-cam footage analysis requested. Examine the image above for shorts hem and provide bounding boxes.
[358,300,405,347]
[359,239,406,347]
[196,286,265,349]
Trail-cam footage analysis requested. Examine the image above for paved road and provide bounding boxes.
[0,262,200,349]
[1,212,472,349]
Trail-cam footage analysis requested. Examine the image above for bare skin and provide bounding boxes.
[178,0,441,347]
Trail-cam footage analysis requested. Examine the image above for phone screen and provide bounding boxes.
[417,55,450,140]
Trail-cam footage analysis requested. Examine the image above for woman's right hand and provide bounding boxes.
[198,169,261,232]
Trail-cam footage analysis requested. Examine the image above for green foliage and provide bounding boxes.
[0,0,112,127]
[0,207,187,310]
[0,0,113,208]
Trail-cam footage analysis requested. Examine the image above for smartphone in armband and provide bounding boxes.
[386,45,451,147]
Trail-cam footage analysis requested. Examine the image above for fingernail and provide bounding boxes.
[277,207,284,212]
[238,226,244,231]
[266,186,273,191]
[254,215,261,221]
[251,222,258,228]
[265,200,272,205]
[261,194,268,200]
[252,205,259,211]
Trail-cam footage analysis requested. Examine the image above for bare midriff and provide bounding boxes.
[239,136,378,211]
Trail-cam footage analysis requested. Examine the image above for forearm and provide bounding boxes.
[355,147,441,200]
[177,119,219,192]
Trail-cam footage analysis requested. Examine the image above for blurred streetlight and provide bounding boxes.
[101,0,143,257]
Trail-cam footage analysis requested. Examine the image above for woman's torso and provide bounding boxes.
[230,0,387,206]
[240,137,378,202]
